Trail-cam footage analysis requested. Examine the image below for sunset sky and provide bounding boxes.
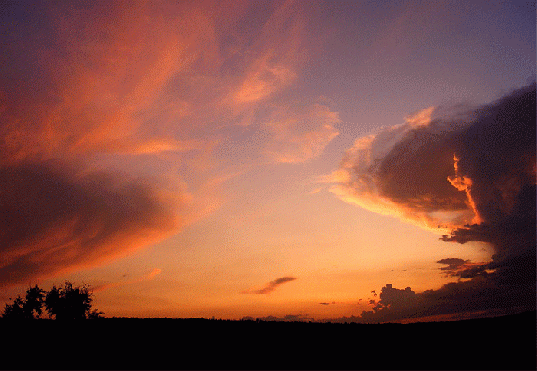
[1,0,535,321]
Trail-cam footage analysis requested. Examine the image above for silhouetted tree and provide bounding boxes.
[2,296,26,319]
[87,308,105,319]
[45,281,101,320]
[2,285,45,319]
[24,285,46,318]
[2,282,103,319]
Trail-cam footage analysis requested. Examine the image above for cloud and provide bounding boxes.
[147,268,162,280]
[0,2,214,286]
[233,56,297,105]
[356,284,422,323]
[436,258,475,277]
[0,1,329,288]
[92,268,162,293]
[2,1,322,289]
[319,301,336,305]
[0,1,221,164]
[113,138,207,156]
[0,161,177,287]
[327,105,475,233]
[438,83,536,299]
[226,1,307,109]
[334,83,535,321]
[331,81,535,244]
[247,313,312,322]
[371,284,417,309]
[242,276,297,294]
[1,1,267,171]
[265,104,340,163]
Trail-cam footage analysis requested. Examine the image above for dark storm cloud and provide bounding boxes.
[333,83,535,230]
[338,83,535,322]
[359,279,528,323]
[360,284,419,323]
[439,83,536,306]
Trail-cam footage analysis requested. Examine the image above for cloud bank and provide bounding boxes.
[331,83,536,320]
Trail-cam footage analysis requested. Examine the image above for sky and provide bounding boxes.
[0,0,535,321]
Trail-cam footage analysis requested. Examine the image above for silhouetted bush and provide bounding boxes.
[2,281,103,319]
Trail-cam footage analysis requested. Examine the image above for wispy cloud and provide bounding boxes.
[265,104,340,163]
[232,55,297,105]
[225,1,306,107]
[92,268,162,293]
[242,276,297,294]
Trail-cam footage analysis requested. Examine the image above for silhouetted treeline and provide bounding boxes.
[1,281,103,320]
[1,311,534,370]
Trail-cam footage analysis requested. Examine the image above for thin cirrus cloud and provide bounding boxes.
[232,54,297,105]
[1,2,225,167]
[225,0,306,109]
[242,277,297,295]
[92,269,163,293]
[264,104,340,163]
[331,83,536,322]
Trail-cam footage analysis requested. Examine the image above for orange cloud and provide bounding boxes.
[1,1,225,164]
[221,0,308,121]
[446,154,482,224]
[0,1,324,287]
[265,104,340,163]
[0,2,221,286]
[233,53,297,105]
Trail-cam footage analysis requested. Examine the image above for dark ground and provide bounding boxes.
[1,311,535,370]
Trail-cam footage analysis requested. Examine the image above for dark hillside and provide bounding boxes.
[1,311,534,370]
